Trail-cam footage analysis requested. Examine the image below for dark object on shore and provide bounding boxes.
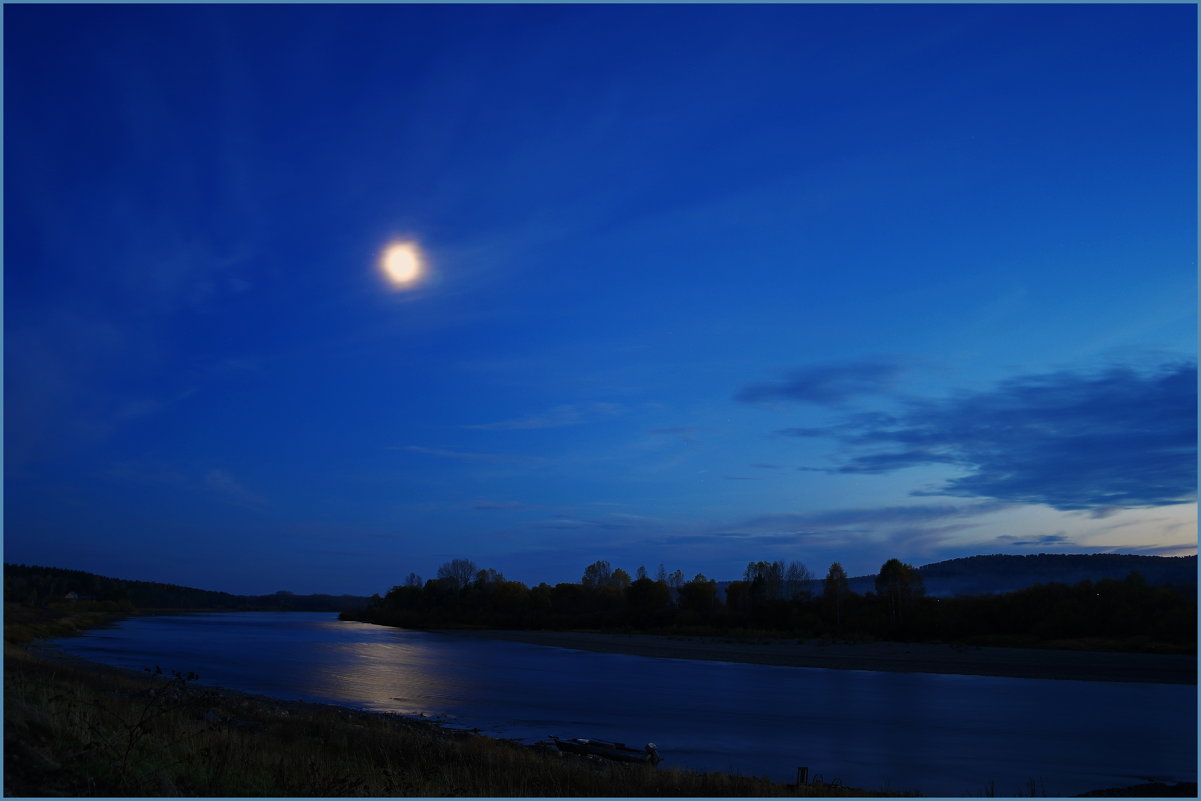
[551,735,662,764]
[1076,781,1197,797]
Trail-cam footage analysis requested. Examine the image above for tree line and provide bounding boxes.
[341,557,1195,651]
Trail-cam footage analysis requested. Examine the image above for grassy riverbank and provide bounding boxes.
[4,600,130,645]
[4,606,900,797]
[7,605,1195,797]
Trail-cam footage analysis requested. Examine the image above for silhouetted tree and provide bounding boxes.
[488,580,531,624]
[423,576,461,613]
[550,582,588,621]
[875,558,924,629]
[677,573,720,624]
[785,561,812,600]
[668,569,685,591]
[528,582,554,622]
[626,577,672,627]
[823,562,850,631]
[724,580,752,624]
[610,567,632,590]
[341,553,1193,648]
[473,568,505,587]
[744,561,784,602]
[581,560,613,589]
[437,559,478,592]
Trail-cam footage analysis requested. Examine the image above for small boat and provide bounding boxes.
[550,736,661,764]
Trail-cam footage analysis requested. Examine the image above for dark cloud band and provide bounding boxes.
[736,359,900,405]
[824,362,1196,511]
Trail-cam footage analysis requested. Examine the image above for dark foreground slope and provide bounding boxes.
[5,643,896,797]
[4,605,898,797]
[6,607,1194,797]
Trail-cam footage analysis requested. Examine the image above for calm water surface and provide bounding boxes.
[47,612,1195,796]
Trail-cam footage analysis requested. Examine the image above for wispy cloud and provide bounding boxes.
[649,426,702,438]
[463,402,621,431]
[775,427,829,438]
[740,502,1007,534]
[105,461,191,490]
[994,533,1072,547]
[668,531,804,549]
[812,361,1197,512]
[536,512,658,531]
[204,468,267,509]
[641,501,1015,573]
[470,500,532,511]
[392,445,549,463]
[664,502,1011,570]
[106,462,267,510]
[1085,506,1124,519]
[735,358,901,406]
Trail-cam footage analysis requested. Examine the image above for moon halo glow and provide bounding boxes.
[380,241,424,288]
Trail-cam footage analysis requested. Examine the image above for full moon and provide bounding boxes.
[380,241,423,287]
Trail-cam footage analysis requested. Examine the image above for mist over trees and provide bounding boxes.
[343,555,1196,652]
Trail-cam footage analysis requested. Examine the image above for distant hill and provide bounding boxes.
[3,564,372,612]
[716,553,1196,600]
[909,553,1197,597]
[831,554,1197,598]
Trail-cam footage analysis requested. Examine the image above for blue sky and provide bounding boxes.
[4,4,1196,595]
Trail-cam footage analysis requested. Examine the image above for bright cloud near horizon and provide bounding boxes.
[4,4,1196,596]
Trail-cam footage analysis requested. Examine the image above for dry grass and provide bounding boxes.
[3,602,124,645]
[5,644,902,797]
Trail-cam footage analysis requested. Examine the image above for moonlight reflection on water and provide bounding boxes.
[48,612,1196,797]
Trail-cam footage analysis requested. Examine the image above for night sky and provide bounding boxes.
[5,4,1196,596]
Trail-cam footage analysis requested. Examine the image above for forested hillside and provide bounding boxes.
[3,564,371,612]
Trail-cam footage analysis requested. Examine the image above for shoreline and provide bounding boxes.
[11,616,1195,797]
[8,641,891,797]
[436,629,1197,685]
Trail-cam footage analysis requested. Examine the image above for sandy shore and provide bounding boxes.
[439,630,1196,684]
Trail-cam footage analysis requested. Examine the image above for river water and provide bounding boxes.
[46,611,1195,796]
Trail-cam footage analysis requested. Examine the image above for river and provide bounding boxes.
[45,611,1195,797]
